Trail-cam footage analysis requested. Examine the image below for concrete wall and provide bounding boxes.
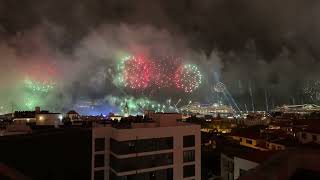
[35,114,62,126]
[221,153,234,180]
[231,136,267,151]
[150,113,183,127]
[13,118,36,124]
[234,157,258,180]
[266,142,285,150]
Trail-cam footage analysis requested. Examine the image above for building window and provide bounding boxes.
[183,135,195,147]
[301,133,307,139]
[246,139,253,144]
[183,150,195,162]
[94,154,105,168]
[135,137,173,153]
[110,153,173,172]
[272,145,276,150]
[94,170,104,180]
[110,137,173,155]
[239,169,247,176]
[183,164,195,178]
[313,135,317,141]
[95,138,105,152]
[110,168,173,180]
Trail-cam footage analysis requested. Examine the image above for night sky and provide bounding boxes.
[0,0,320,113]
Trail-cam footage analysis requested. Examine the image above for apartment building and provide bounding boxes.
[221,149,275,180]
[92,113,201,180]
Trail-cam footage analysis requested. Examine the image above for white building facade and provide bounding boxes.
[91,114,201,180]
[233,157,258,179]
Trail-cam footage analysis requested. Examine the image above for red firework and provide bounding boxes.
[123,56,152,89]
[24,63,58,83]
[152,56,181,88]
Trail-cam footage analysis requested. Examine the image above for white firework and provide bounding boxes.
[213,82,226,93]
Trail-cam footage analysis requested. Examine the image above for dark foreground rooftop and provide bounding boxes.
[238,147,320,180]
[0,128,92,180]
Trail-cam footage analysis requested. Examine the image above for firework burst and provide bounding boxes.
[152,56,181,88]
[123,56,152,89]
[174,64,202,93]
[113,55,203,93]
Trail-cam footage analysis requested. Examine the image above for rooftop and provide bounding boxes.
[108,114,195,129]
[269,137,297,147]
[302,128,320,134]
[0,163,30,180]
[230,131,261,139]
[221,143,257,159]
[236,150,276,163]
[67,110,79,115]
[238,148,320,180]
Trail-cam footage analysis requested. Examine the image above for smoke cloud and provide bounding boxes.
[0,0,320,113]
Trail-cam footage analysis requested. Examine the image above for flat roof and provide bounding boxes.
[236,150,277,163]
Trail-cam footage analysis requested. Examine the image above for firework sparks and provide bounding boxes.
[123,56,152,89]
[174,64,202,93]
[114,55,202,93]
[24,78,54,93]
[152,56,181,88]
[303,80,320,102]
[114,55,152,89]
[108,96,174,114]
